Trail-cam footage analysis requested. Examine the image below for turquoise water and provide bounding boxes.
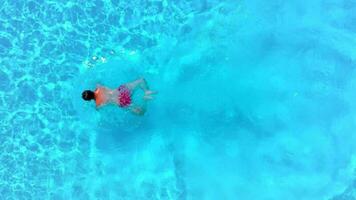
[1,0,356,199]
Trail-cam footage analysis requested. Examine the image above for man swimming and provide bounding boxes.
[81,78,156,115]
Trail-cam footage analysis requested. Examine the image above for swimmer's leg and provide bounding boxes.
[126,78,149,92]
[126,78,157,99]
[143,90,158,100]
[129,105,146,116]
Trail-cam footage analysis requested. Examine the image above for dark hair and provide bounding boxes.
[82,90,95,101]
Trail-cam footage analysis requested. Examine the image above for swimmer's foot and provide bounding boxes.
[145,90,157,96]
[144,95,154,100]
[131,107,146,115]
[143,90,157,101]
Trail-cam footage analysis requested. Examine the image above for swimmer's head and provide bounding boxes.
[82,90,95,101]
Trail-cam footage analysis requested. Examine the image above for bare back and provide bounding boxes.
[94,87,118,107]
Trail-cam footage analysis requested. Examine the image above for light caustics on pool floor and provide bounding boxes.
[1,0,356,199]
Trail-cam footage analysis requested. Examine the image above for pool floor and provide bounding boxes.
[1,0,356,199]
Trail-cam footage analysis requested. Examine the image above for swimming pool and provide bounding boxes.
[1,0,356,199]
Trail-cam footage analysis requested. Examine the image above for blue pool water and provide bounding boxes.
[1,0,356,199]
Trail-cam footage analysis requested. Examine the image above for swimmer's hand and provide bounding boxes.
[95,103,104,110]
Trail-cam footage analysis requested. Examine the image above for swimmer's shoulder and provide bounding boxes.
[94,86,109,107]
